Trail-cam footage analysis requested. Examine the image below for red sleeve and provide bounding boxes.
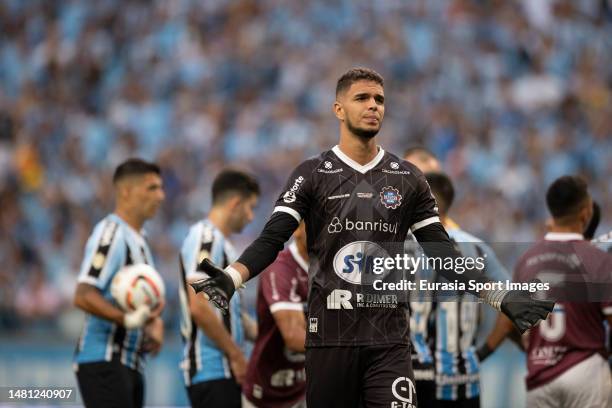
[260,258,304,314]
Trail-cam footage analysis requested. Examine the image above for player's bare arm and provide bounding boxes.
[273,310,306,353]
[190,211,299,310]
[476,313,521,361]
[241,312,258,341]
[143,316,164,355]
[412,214,554,334]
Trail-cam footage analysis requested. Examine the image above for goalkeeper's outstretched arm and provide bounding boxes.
[190,211,298,311]
[413,222,554,334]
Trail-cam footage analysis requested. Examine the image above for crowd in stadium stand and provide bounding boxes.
[1,0,610,330]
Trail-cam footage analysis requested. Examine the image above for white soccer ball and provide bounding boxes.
[110,264,165,311]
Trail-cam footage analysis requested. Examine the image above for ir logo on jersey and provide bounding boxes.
[380,186,402,209]
[326,289,353,309]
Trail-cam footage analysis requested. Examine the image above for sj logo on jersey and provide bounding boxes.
[380,186,402,209]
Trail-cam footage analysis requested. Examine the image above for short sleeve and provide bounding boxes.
[180,222,215,282]
[409,173,441,233]
[260,260,305,313]
[77,221,126,290]
[272,160,315,223]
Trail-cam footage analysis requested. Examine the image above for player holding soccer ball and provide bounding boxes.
[73,158,165,408]
[178,169,260,408]
[191,68,554,407]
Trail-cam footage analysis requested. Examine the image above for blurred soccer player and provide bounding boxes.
[403,147,459,230]
[178,169,260,408]
[404,146,441,173]
[409,173,509,408]
[190,67,552,408]
[73,158,165,408]
[242,221,309,408]
[479,175,612,407]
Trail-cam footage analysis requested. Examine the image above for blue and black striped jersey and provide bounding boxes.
[178,219,244,386]
[409,227,509,401]
[74,213,156,372]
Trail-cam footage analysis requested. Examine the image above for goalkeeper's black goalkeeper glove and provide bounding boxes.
[189,259,241,314]
[501,291,554,334]
[483,283,554,334]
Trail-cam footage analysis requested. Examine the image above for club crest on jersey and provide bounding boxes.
[380,186,402,209]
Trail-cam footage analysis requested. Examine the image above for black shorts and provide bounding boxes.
[413,372,436,408]
[415,378,479,408]
[306,343,417,408]
[75,360,144,408]
[187,378,241,408]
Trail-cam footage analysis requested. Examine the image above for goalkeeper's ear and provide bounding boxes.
[583,200,600,240]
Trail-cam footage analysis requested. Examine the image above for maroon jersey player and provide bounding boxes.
[243,223,309,408]
[478,176,612,408]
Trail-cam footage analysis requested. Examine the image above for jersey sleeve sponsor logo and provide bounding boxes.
[87,221,119,278]
[283,176,305,203]
[380,186,402,209]
[91,252,106,269]
[333,241,389,284]
[197,249,211,265]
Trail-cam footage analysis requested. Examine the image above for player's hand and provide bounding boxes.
[143,316,164,356]
[500,290,554,334]
[228,350,247,384]
[149,298,165,320]
[189,259,236,314]
[124,305,151,329]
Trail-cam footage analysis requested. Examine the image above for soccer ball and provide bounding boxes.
[110,264,165,311]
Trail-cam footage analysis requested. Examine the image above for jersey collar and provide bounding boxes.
[332,145,385,174]
[288,241,309,272]
[111,213,146,242]
[544,232,584,241]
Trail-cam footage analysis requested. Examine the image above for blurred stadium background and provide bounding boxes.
[0,0,610,406]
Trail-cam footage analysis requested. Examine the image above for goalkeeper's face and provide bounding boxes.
[334,80,385,140]
[228,193,259,234]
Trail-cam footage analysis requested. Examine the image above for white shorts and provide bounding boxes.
[527,353,611,408]
[241,394,306,408]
